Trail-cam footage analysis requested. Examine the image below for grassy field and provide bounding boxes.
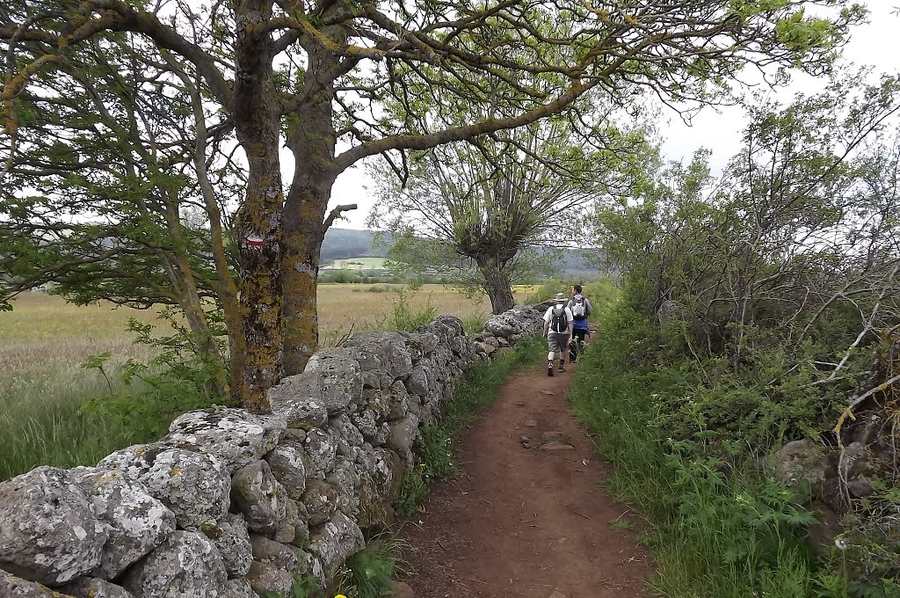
[0,284,533,479]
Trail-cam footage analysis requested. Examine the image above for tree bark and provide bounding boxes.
[232,0,284,412]
[281,36,342,376]
[477,257,516,314]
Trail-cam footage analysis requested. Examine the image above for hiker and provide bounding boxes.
[543,292,573,376]
[567,284,593,360]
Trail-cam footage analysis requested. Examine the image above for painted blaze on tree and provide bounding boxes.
[1,0,862,410]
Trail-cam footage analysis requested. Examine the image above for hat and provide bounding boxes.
[554,292,566,302]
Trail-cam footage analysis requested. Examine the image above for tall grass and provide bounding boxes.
[1,285,530,480]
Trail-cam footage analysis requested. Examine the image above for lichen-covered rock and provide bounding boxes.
[203,513,252,577]
[166,407,286,472]
[230,460,289,536]
[267,378,329,430]
[773,439,828,500]
[301,479,339,526]
[329,413,365,456]
[290,500,311,547]
[265,444,307,499]
[246,535,304,595]
[405,365,430,397]
[71,468,176,579]
[345,332,413,379]
[308,512,365,579]
[0,570,69,597]
[374,421,391,447]
[99,444,230,529]
[351,410,378,441]
[327,459,360,517]
[304,428,338,477]
[303,349,363,413]
[0,467,106,585]
[60,577,133,598]
[363,388,391,420]
[386,381,410,420]
[221,579,255,598]
[388,414,420,456]
[273,496,299,544]
[269,349,361,421]
[404,331,440,356]
[121,531,227,598]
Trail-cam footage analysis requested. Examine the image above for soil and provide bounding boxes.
[400,363,651,598]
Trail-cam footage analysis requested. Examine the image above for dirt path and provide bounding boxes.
[400,364,651,598]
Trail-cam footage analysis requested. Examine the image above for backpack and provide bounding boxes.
[571,296,588,320]
[550,305,567,333]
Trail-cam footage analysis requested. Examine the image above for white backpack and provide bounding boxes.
[572,295,587,320]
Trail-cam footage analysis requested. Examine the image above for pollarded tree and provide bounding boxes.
[1,0,864,410]
[370,119,648,313]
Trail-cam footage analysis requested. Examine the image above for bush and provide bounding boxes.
[569,304,899,597]
[334,535,409,598]
[386,290,438,332]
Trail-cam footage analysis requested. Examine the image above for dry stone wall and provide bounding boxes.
[0,306,544,597]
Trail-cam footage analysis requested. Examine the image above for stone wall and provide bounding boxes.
[0,306,545,597]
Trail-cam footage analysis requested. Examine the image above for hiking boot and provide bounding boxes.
[558,365,566,373]
[547,363,554,377]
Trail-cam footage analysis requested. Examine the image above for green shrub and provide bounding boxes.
[568,305,832,598]
[386,290,437,332]
[335,535,409,598]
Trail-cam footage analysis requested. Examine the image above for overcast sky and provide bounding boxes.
[325,1,900,230]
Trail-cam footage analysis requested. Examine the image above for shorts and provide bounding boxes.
[547,332,570,356]
[572,329,588,342]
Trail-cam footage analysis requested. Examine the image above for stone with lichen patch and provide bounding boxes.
[231,460,289,536]
[60,577,133,598]
[121,530,227,597]
[71,467,176,579]
[0,467,106,585]
[166,407,286,473]
[202,512,252,577]
[0,569,74,597]
[99,444,230,529]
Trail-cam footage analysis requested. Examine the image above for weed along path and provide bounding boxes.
[400,364,651,598]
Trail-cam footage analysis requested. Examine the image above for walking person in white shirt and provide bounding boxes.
[542,292,573,376]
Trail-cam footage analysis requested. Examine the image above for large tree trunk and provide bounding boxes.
[232,1,284,412]
[477,257,516,314]
[281,39,341,376]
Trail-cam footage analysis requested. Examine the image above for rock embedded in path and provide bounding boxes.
[540,441,576,452]
[0,467,106,585]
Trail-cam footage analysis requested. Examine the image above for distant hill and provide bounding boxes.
[321,228,393,261]
[321,227,605,277]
